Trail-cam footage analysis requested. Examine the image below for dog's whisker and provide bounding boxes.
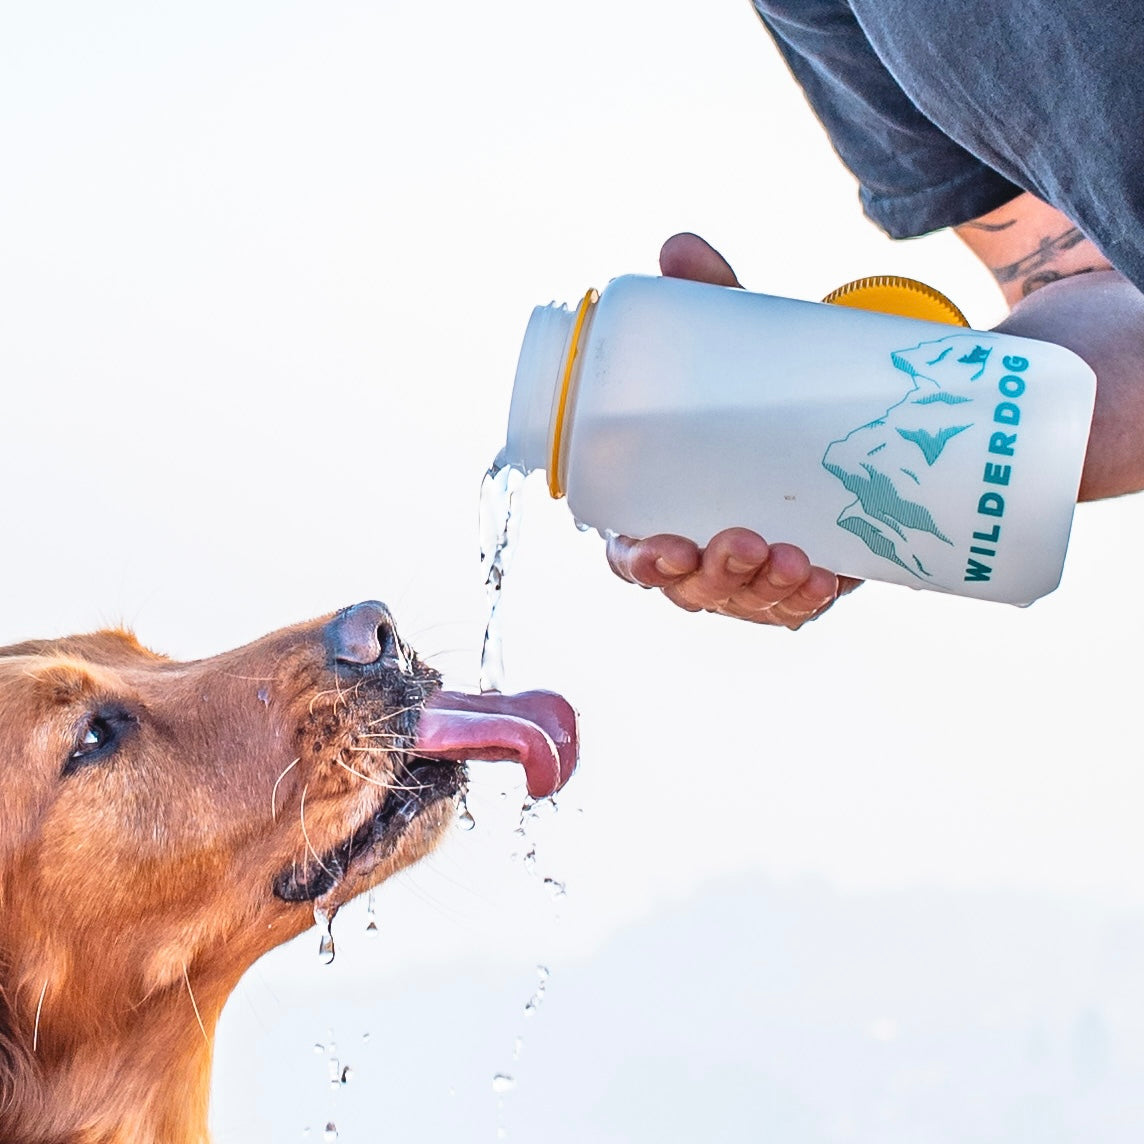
[271,756,301,822]
[298,785,335,877]
[332,758,437,796]
[307,679,367,716]
[363,702,423,726]
[182,964,209,1048]
[31,978,47,1054]
[333,757,390,789]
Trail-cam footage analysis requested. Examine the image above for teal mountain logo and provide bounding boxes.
[822,335,996,580]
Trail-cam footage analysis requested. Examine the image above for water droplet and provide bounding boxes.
[492,1073,516,1094]
[512,1035,524,1061]
[524,964,550,1016]
[522,846,537,874]
[314,906,336,964]
[312,1043,325,1056]
[542,877,566,899]
[365,890,379,934]
[361,1032,371,1042]
[456,791,476,831]
[339,1066,353,1085]
[530,795,559,817]
[322,1123,338,1143]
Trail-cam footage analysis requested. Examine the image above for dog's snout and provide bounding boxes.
[325,601,397,667]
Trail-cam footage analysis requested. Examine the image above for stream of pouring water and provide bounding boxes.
[479,454,525,695]
[478,455,567,1139]
[296,458,536,1136]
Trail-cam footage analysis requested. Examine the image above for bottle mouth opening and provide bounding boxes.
[547,288,598,499]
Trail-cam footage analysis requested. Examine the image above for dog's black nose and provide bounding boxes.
[325,601,397,667]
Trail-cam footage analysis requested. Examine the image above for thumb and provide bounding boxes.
[659,232,742,288]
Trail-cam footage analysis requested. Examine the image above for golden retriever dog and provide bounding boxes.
[0,600,576,1144]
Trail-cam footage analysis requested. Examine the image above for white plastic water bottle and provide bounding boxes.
[501,273,1096,605]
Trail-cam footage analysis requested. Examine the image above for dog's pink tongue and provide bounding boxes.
[416,690,578,799]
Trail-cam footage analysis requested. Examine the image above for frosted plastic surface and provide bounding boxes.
[511,275,1097,605]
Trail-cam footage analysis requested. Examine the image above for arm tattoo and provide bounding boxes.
[991,226,1088,288]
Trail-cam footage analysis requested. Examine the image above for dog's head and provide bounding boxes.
[0,601,575,1060]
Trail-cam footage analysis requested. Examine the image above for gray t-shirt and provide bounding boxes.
[752,0,1144,291]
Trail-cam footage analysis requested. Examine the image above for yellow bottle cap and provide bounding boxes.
[822,275,969,327]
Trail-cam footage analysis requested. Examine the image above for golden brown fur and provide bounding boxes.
[0,607,459,1144]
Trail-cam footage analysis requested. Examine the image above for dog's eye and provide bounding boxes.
[63,707,137,776]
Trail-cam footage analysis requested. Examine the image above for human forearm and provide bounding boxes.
[993,269,1144,502]
[955,192,1144,503]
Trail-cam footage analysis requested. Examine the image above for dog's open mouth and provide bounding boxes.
[273,689,578,903]
[272,757,464,902]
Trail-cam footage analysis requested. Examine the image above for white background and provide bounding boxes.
[4,1,1144,1140]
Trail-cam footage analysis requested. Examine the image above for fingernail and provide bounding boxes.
[726,557,758,574]
[655,557,687,576]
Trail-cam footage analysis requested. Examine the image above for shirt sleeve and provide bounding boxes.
[751,0,1022,237]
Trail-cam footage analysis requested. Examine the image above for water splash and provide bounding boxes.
[364,890,378,935]
[304,1033,350,1140]
[494,964,553,1139]
[311,1031,348,1091]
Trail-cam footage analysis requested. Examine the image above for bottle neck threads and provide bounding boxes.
[504,289,598,498]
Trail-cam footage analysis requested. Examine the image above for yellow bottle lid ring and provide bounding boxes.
[548,288,598,500]
[822,275,969,327]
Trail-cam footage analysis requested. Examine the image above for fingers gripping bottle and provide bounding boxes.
[501,274,1096,606]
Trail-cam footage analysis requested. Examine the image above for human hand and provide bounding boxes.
[606,527,860,631]
[603,232,863,629]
